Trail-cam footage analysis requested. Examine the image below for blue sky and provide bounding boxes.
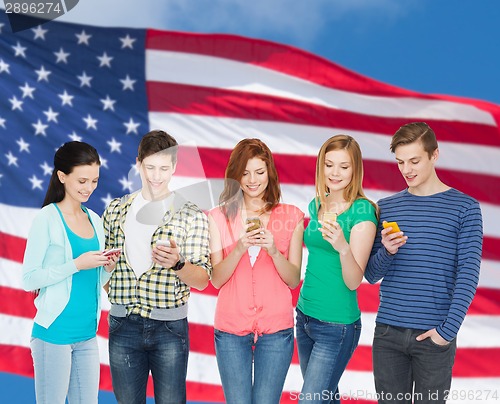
[52,0,500,105]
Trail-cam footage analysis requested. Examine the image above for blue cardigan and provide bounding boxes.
[22,203,112,329]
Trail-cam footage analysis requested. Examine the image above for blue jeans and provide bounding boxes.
[372,323,457,404]
[30,336,99,404]
[108,314,189,404]
[214,328,294,404]
[295,309,361,404]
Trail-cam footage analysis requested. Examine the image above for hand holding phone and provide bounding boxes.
[246,217,261,232]
[382,221,401,234]
[156,239,171,247]
[322,211,337,223]
[102,248,121,256]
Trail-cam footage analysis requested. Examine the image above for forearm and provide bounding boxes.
[437,263,480,341]
[176,262,210,291]
[339,246,365,290]
[268,249,301,289]
[210,246,245,289]
[364,247,394,283]
[23,260,78,291]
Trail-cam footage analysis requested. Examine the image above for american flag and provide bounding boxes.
[1,12,499,404]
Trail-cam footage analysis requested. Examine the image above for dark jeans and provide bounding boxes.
[214,328,294,404]
[108,314,189,404]
[296,309,362,404]
[372,323,457,404]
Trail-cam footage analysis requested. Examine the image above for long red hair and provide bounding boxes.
[219,138,281,220]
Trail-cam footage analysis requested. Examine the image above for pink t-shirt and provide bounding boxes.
[210,203,304,337]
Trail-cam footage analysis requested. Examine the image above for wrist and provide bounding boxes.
[384,247,396,256]
[172,254,186,271]
[268,248,280,259]
[338,244,350,257]
[74,258,82,271]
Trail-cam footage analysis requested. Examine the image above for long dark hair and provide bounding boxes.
[42,141,101,207]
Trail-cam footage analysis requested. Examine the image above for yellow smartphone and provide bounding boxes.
[382,221,401,234]
[246,217,261,232]
[322,211,337,223]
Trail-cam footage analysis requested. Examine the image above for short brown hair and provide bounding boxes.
[390,122,438,158]
[220,138,281,220]
[138,130,178,164]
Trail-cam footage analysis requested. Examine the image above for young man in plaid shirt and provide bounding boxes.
[103,130,211,404]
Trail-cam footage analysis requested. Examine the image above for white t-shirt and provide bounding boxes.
[124,192,174,278]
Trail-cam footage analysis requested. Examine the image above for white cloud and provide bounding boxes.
[56,0,421,46]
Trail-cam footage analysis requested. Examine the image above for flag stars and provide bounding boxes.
[83,114,98,130]
[40,161,53,175]
[120,34,136,49]
[12,42,27,58]
[32,25,48,40]
[43,107,59,123]
[9,96,23,111]
[130,163,140,176]
[76,30,92,45]
[54,48,70,64]
[120,75,136,91]
[19,82,36,98]
[0,59,10,74]
[29,175,44,190]
[77,71,93,87]
[6,151,19,167]
[0,117,6,129]
[100,95,116,111]
[100,156,108,168]
[32,119,49,136]
[101,193,113,207]
[68,131,82,141]
[97,52,113,68]
[35,65,51,82]
[119,176,133,192]
[124,118,140,134]
[58,90,74,106]
[17,138,30,153]
[107,137,122,153]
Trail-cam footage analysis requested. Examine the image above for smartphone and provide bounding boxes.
[156,239,171,247]
[322,211,337,223]
[246,217,261,232]
[382,221,401,234]
[103,247,121,256]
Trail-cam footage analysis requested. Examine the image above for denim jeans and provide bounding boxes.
[30,336,99,404]
[372,323,457,404]
[108,314,189,404]
[214,328,294,404]
[295,309,362,404]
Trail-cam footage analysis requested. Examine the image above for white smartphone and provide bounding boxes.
[156,239,171,247]
[102,247,121,256]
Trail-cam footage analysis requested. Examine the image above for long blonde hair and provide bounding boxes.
[315,134,377,214]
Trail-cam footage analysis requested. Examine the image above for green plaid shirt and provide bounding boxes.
[103,191,211,318]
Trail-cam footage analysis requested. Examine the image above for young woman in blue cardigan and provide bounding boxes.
[22,141,119,404]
